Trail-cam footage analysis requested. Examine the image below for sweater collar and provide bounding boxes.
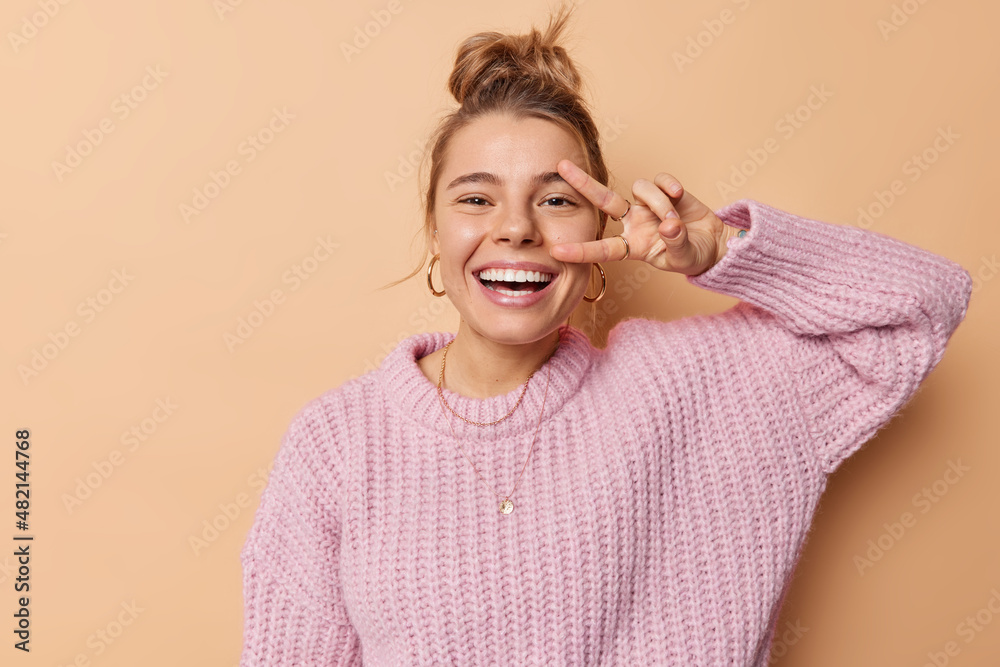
[378,325,595,440]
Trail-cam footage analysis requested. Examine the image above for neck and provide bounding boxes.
[441,324,562,399]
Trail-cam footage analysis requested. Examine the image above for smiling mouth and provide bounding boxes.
[477,268,554,296]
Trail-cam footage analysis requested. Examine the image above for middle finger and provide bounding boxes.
[632,178,680,222]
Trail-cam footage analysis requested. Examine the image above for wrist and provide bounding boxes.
[706,223,747,274]
[713,224,736,266]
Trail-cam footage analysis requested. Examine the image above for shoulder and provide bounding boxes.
[286,328,446,431]
[600,307,793,390]
[282,373,379,451]
[259,374,382,515]
[277,328,447,460]
[605,306,775,351]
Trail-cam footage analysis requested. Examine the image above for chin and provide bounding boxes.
[457,276,582,343]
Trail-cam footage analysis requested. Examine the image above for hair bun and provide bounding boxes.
[448,8,581,106]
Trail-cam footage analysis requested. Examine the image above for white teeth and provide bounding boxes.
[477,268,553,283]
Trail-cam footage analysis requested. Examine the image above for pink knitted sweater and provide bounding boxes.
[240,200,971,666]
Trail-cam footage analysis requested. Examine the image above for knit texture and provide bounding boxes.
[240,199,972,666]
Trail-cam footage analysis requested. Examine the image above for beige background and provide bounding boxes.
[2,0,997,664]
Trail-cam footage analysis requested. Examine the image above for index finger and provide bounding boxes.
[550,237,628,264]
[557,159,630,221]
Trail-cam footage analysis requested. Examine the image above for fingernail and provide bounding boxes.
[665,210,679,219]
[664,226,681,239]
[669,184,682,196]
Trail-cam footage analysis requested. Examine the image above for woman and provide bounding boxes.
[240,7,971,666]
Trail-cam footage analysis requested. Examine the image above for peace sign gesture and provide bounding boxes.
[550,159,729,276]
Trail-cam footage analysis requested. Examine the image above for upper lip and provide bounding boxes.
[470,260,560,276]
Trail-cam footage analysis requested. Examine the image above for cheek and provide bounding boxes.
[438,219,484,256]
[563,262,593,293]
[437,237,477,287]
[549,214,601,244]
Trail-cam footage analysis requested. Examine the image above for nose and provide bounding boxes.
[491,203,541,247]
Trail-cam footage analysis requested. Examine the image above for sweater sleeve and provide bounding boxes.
[240,404,361,666]
[686,199,972,474]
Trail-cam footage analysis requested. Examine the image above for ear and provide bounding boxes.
[431,228,441,255]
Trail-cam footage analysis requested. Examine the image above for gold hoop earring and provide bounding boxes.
[582,263,606,303]
[427,254,446,297]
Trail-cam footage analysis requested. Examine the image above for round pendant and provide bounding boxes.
[498,499,514,515]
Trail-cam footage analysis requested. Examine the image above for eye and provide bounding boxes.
[458,196,490,206]
[542,196,575,207]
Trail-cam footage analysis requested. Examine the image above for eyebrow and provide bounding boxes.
[445,171,567,190]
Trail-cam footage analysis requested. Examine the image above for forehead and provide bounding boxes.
[440,114,587,183]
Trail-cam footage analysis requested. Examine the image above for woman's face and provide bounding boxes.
[431,113,600,346]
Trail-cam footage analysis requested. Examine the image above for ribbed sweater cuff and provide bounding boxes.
[688,199,972,346]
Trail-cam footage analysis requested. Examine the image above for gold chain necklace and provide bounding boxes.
[436,332,559,515]
[437,341,533,426]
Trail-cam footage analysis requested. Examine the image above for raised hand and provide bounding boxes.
[550,159,730,276]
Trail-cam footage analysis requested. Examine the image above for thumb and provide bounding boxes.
[659,216,689,254]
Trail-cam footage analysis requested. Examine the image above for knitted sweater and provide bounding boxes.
[240,199,971,666]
